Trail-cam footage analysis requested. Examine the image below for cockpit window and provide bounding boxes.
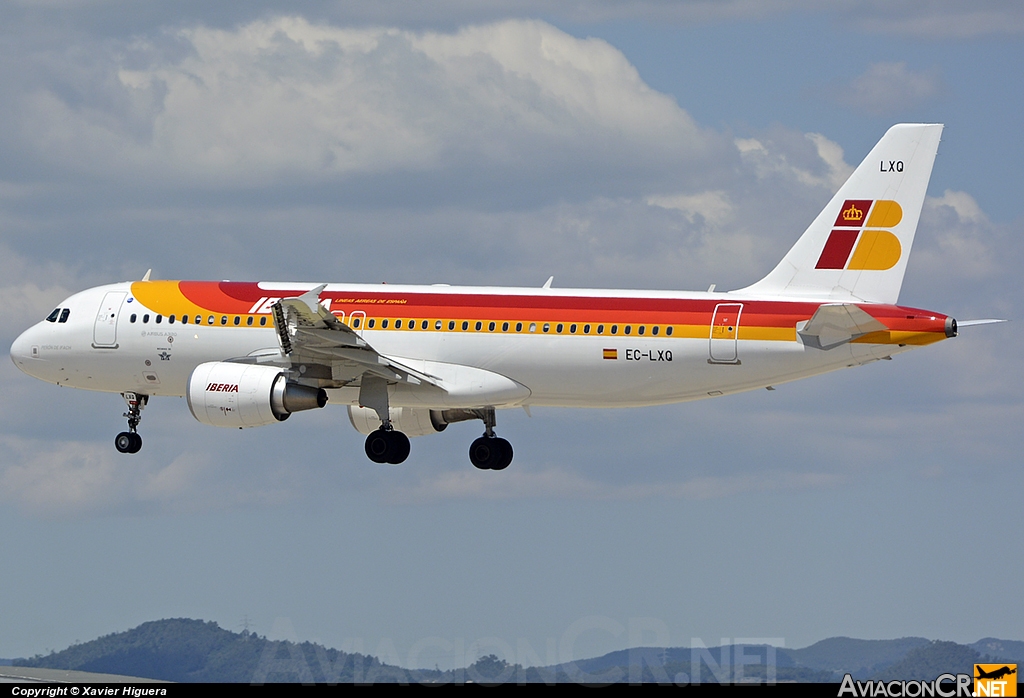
[46,308,60,322]
[58,309,70,323]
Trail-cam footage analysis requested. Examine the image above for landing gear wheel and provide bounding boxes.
[470,436,512,470]
[365,430,391,463]
[365,429,410,465]
[492,438,512,471]
[387,431,410,465]
[115,392,147,454]
[115,432,143,454]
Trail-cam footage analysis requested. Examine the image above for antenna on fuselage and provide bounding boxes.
[141,269,152,281]
[542,276,554,289]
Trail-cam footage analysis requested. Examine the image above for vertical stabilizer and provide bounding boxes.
[735,124,943,304]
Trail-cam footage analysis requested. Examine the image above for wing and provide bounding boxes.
[271,284,442,388]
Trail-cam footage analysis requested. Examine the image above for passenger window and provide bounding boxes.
[143,314,150,323]
[638,326,644,335]
[260,317,267,326]
[488,322,495,331]
[516,322,523,332]
[422,320,429,330]
[130,314,137,323]
[555,323,563,333]
[597,325,604,334]
[529,323,536,333]
[59,309,70,323]
[220,316,227,325]
[155,315,162,324]
[169,315,175,324]
[208,315,214,325]
[611,325,618,335]
[475,321,482,331]
[543,323,550,333]
[394,319,402,329]
[233,316,240,325]
[448,321,455,330]
[382,319,389,329]
[368,319,376,329]
[570,324,577,334]
[196,315,202,325]
[46,309,60,322]
[462,321,469,331]
[584,324,591,334]
[352,318,361,328]
[625,325,632,335]
[247,316,253,326]
[181,315,188,324]
[435,320,442,330]
[666,326,673,336]
[652,326,659,336]
[502,322,509,332]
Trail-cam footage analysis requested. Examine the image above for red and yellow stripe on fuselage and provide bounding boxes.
[128,280,949,347]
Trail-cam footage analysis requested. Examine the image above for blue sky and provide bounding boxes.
[1,1,1021,669]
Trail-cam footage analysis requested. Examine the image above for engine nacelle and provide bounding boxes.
[347,405,449,437]
[188,361,327,428]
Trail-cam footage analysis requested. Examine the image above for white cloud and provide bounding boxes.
[12,17,719,190]
[831,62,941,115]
[385,465,845,503]
[911,190,1000,283]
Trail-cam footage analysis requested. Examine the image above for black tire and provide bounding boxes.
[365,430,391,463]
[492,438,513,470]
[115,432,133,454]
[128,433,143,454]
[469,436,498,470]
[386,431,411,465]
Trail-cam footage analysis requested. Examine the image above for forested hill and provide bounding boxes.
[13,619,1024,683]
[14,618,417,683]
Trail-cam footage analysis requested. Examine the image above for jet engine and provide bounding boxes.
[348,406,486,437]
[348,406,450,437]
[188,361,327,428]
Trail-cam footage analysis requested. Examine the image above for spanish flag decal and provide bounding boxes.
[603,348,618,360]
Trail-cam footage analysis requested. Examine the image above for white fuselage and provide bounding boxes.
[11,281,921,412]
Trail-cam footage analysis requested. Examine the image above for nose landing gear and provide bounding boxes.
[114,392,147,454]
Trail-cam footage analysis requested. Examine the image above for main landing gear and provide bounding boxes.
[469,407,512,471]
[114,391,147,454]
[365,426,411,465]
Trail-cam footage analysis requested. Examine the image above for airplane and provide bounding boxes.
[975,666,1016,681]
[9,123,1001,470]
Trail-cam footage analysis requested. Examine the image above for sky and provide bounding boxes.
[1,0,1022,670]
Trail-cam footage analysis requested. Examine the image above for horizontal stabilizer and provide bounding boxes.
[957,318,1007,328]
[798,304,887,350]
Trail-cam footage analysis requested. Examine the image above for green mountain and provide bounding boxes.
[787,636,931,677]
[14,618,419,683]
[870,640,983,681]
[12,620,1021,684]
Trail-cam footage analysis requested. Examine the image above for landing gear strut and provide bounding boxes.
[468,407,513,471]
[114,391,147,454]
[360,375,410,464]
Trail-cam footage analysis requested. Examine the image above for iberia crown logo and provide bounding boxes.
[815,199,904,271]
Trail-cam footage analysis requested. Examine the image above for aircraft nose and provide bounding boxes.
[10,326,38,374]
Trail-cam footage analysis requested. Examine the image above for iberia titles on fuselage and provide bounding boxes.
[8,124,978,470]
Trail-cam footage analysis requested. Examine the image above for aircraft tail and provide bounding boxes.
[735,123,943,304]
